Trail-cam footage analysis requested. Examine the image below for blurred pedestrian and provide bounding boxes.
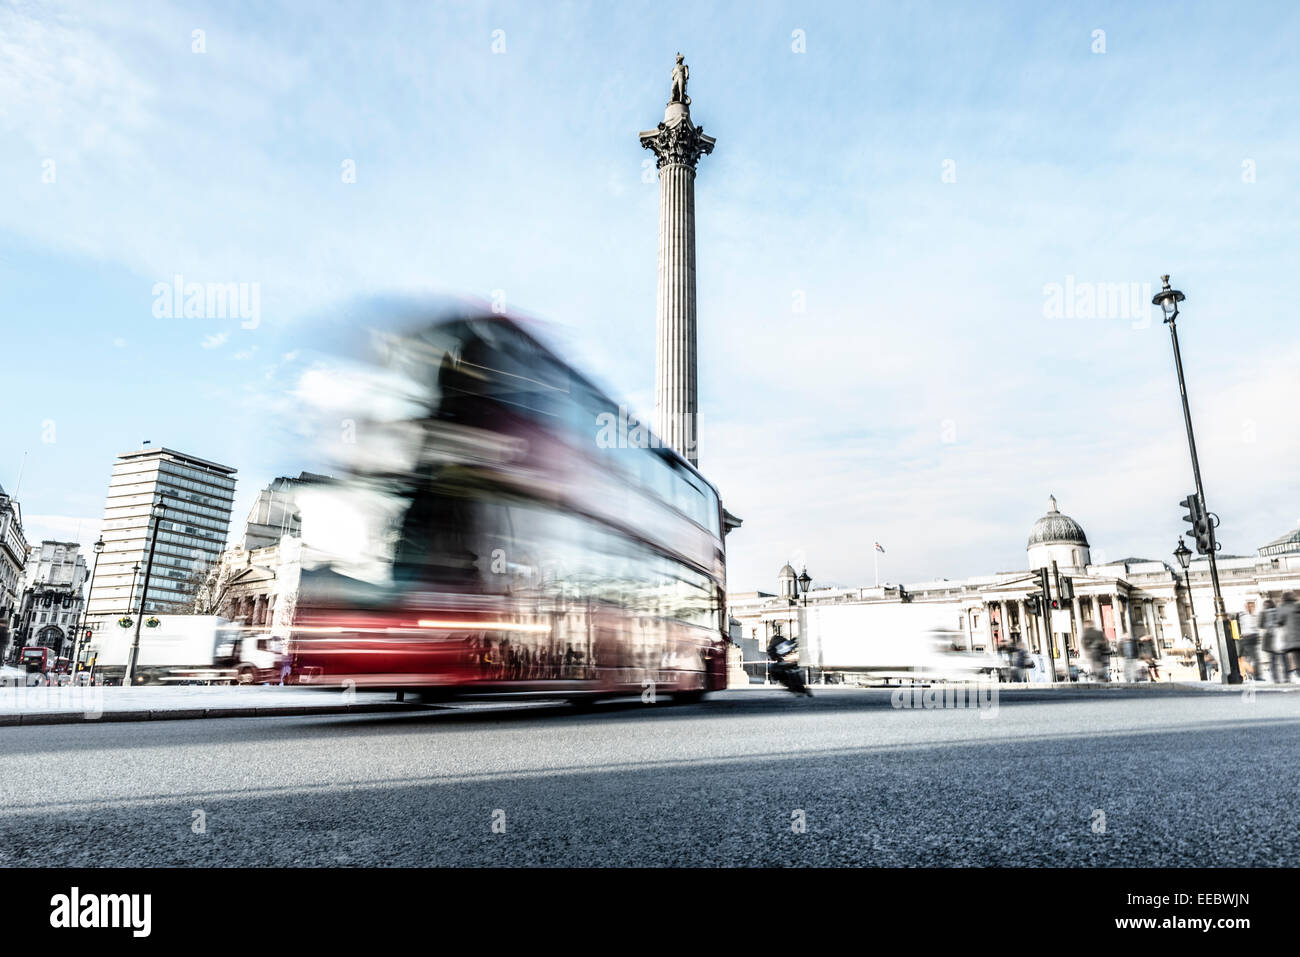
[1007,640,1029,682]
[1121,633,1139,682]
[1258,598,1279,681]
[1082,623,1109,681]
[1278,592,1300,683]
[1238,601,1261,681]
[1138,637,1160,682]
[1204,648,1218,681]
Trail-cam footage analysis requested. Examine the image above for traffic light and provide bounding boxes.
[1032,568,1054,615]
[1180,494,1214,555]
[1025,595,1042,616]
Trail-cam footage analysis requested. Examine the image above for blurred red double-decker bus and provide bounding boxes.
[287,309,729,703]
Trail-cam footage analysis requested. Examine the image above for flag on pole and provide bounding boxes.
[873,542,885,554]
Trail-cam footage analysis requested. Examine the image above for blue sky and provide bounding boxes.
[3,0,1299,591]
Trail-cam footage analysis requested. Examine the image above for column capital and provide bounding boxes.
[639,110,716,170]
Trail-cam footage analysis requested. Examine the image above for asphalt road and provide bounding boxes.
[2,686,1297,866]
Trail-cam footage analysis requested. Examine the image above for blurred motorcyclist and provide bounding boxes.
[767,630,812,697]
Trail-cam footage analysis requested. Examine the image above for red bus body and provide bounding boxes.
[288,312,730,700]
[20,646,58,674]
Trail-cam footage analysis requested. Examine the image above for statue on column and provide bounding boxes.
[669,53,689,105]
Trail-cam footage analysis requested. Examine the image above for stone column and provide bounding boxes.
[1025,600,1039,654]
[641,77,715,467]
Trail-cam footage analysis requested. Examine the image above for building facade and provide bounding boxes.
[14,541,88,658]
[196,474,322,637]
[207,536,303,639]
[241,472,325,550]
[0,484,29,662]
[85,446,237,635]
[729,496,1300,682]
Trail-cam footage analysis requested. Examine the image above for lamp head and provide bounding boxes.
[1152,274,1185,322]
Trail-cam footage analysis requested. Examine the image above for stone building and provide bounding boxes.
[208,535,302,638]
[14,541,88,658]
[0,484,29,661]
[241,472,327,550]
[199,474,324,637]
[729,496,1300,682]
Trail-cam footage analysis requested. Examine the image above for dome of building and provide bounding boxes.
[777,563,798,599]
[1027,495,1089,548]
[1259,524,1300,557]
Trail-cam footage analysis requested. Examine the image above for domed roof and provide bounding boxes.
[778,563,797,578]
[1027,495,1089,548]
[1260,524,1300,556]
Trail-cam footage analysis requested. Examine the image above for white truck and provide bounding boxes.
[90,615,285,685]
[800,602,1003,683]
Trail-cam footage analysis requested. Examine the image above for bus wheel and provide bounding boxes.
[236,666,256,685]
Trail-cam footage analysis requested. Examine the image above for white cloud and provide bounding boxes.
[4,1,1299,605]
[21,514,103,551]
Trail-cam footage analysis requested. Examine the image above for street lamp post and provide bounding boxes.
[796,568,812,683]
[1153,275,1241,684]
[69,537,105,683]
[1173,539,1207,681]
[128,563,141,614]
[123,494,168,686]
[94,561,140,686]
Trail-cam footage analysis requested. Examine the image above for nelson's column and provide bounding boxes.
[640,53,714,468]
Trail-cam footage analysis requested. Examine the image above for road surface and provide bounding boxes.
[2,686,1296,866]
